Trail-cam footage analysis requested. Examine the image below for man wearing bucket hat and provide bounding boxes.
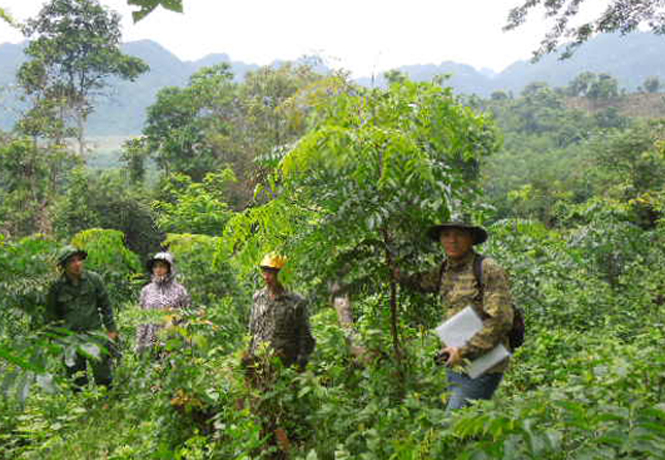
[46,245,118,389]
[247,253,315,369]
[396,218,514,412]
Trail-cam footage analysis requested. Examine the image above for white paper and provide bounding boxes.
[434,306,511,378]
[434,306,482,347]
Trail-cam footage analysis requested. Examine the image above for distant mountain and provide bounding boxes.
[374,33,665,96]
[1,32,665,135]
[356,61,492,95]
[0,40,259,135]
[493,33,665,94]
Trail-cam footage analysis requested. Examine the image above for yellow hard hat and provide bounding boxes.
[259,253,287,270]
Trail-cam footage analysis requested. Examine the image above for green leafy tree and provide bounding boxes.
[52,167,101,237]
[143,62,327,207]
[644,75,661,93]
[384,69,409,84]
[225,78,500,379]
[19,0,149,155]
[589,120,665,227]
[586,73,620,102]
[230,63,327,204]
[142,64,236,182]
[152,170,235,236]
[120,136,150,185]
[490,90,510,101]
[0,7,14,25]
[71,228,142,305]
[567,71,597,97]
[53,169,161,260]
[0,133,78,237]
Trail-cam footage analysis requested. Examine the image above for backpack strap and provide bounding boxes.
[474,253,486,295]
[436,259,447,293]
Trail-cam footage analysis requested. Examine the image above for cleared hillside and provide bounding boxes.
[566,93,665,119]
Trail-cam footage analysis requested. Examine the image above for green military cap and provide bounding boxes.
[56,245,88,267]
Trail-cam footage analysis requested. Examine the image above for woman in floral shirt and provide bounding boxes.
[135,252,191,353]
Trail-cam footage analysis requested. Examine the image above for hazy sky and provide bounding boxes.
[0,0,604,77]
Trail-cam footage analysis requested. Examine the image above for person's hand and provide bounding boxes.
[107,331,119,341]
[442,346,462,367]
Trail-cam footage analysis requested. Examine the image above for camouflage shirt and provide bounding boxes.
[403,250,513,373]
[248,288,316,367]
[45,270,116,333]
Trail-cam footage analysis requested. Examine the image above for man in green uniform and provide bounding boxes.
[396,220,514,411]
[46,245,118,389]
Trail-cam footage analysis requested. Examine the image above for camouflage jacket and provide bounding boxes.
[248,288,316,367]
[45,270,116,333]
[402,250,513,373]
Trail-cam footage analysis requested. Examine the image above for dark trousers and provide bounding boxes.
[445,369,503,413]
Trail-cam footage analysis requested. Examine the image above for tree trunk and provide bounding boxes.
[381,228,405,390]
[330,280,368,360]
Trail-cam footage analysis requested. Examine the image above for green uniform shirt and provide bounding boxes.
[403,250,513,373]
[45,270,116,333]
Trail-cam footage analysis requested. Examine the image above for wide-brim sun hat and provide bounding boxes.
[427,221,488,245]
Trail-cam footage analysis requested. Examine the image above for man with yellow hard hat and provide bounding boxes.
[247,253,315,369]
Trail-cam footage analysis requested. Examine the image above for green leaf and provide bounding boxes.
[1,370,18,396]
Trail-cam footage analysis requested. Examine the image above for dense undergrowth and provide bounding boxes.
[2,208,665,459]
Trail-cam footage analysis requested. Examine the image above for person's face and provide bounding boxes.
[153,260,170,277]
[64,254,85,278]
[261,267,279,287]
[439,227,474,260]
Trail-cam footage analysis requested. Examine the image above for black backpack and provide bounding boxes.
[438,254,525,350]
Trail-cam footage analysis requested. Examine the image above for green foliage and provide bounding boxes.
[0,236,117,408]
[0,134,77,238]
[644,75,661,93]
[0,7,14,25]
[143,62,328,207]
[71,228,142,305]
[3,207,665,458]
[142,64,234,181]
[0,235,59,331]
[565,71,621,101]
[163,232,245,312]
[53,168,162,260]
[127,0,183,22]
[120,136,150,185]
[152,171,235,236]
[19,0,149,152]
[52,167,101,236]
